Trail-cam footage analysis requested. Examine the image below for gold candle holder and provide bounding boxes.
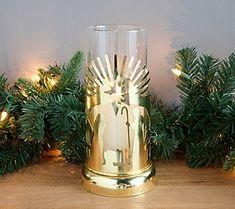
[82,25,156,197]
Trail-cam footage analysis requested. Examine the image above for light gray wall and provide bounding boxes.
[0,0,234,103]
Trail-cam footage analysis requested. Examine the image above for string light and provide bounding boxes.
[0,111,8,122]
[32,74,40,82]
[171,68,182,77]
[49,78,57,86]
[171,68,192,81]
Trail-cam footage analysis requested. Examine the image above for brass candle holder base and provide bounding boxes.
[81,163,156,197]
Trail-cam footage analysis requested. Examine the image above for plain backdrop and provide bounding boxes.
[0,0,234,104]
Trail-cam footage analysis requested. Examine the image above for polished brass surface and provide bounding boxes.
[82,163,156,197]
[83,54,156,196]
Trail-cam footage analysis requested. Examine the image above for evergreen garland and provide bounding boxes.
[0,47,234,175]
[150,96,183,160]
[173,47,235,169]
[0,51,85,174]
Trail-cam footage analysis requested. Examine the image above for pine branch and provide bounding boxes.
[224,149,235,171]
[0,51,85,175]
[0,74,10,111]
[57,51,83,92]
[60,134,86,163]
[150,95,183,160]
[0,115,42,175]
[47,94,85,140]
[175,47,198,82]
[186,143,225,168]
[0,73,8,91]
[200,54,235,149]
[19,97,47,142]
[175,47,235,168]
[0,142,42,175]
[47,93,86,162]
[151,133,179,160]
[214,53,235,96]
[14,78,42,99]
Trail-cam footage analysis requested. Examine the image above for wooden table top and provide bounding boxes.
[0,157,235,209]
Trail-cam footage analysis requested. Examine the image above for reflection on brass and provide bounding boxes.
[82,55,156,197]
[121,106,131,166]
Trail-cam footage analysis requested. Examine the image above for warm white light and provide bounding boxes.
[0,111,8,122]
[171,68,182,77]
[49,78,57,86]
[32,74,40,82]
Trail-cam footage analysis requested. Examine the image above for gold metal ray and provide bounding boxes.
[137,84,149,96]
[114,54,118,78]
[86,66,103,87]
[85,71,98,85]
[120,55,127,78]
[130,60,141,80]
[97,57,109,81]
[137,77,150,91]
[125,56,134,79]
[132,68,145,84]
[92,61,104,83]
[105,54,113,81]
[136,68,149,87]
[85,78,97,93]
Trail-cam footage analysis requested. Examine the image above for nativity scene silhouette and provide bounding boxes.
[85,54,151,173]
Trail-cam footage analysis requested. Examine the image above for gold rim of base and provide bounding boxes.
[81,164,156,197]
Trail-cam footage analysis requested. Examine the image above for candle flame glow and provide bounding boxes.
[116,85,122,97]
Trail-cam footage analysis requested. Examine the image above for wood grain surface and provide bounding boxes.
[0,157,234,209]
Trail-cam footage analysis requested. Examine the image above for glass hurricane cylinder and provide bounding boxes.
[82,25,156,197]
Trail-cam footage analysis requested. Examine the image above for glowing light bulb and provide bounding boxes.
[49,78,57,86]
[171,68,182,77]
[0,111,8,122]
[32,75,40,82]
